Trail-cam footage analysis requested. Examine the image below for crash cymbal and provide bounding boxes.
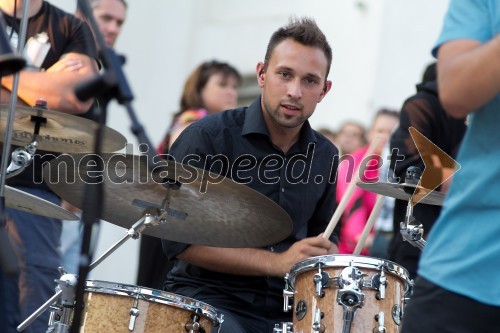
[43,153,293,247]
[5,185,79,220]
[357,182,445,206]
[0,104,126,153]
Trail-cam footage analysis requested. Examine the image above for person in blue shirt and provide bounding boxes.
[402,1,500,332]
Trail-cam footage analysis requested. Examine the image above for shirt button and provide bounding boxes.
[281,187,285,193]
[270,246,275,252]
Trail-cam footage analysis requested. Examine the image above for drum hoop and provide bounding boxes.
[288,255,411,289]
[84,280,220,323]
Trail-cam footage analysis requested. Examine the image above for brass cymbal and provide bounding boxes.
[357,182,445,206]
[43,153,293,247]
[0,104,126,153]
[5,185,79,220]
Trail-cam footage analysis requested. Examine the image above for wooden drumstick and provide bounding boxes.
[353,194,384,255]
[322,136,383,240]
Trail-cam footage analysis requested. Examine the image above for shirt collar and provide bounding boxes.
[242,96,269,137]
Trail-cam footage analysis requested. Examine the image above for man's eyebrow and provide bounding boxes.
[275,65,323,80]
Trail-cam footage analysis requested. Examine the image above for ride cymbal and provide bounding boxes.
[43,153,293,247]
[0,104,126,153]
[357,182,444,206]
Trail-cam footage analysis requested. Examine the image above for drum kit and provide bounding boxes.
[0,100,442,333]
[0,2,442,332]
[0,98,442,333]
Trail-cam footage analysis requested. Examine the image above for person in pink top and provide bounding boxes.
[336,109,399,255]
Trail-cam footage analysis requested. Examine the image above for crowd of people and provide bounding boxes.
[0,0,498,332]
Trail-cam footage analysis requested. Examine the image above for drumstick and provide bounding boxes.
[323,136,382,240]
[353,194,384,255]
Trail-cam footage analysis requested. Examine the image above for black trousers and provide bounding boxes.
[136,235,173,289]
[208,296,291,333]
[402,276,500,333]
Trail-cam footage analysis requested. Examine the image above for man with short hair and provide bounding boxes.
[77,0,127,48]
[162,17,339,332]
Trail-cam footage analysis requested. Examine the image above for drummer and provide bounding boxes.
[0,1,98,332]
[161,17,339,332]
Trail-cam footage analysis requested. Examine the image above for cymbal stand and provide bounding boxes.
[17,208,162,332]
[88,208,160,271]
[45,272,77,333]
[399,202,426,251]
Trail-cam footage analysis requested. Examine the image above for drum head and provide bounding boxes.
[288,255,411,290]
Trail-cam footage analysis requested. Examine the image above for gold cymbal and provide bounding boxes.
[357,182,445,206]
[43,153,293,247]
[5,185,79,220]
[0,104,126,153]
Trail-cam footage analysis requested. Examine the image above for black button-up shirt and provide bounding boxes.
[162,97,338,313]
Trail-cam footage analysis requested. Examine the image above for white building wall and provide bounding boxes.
[48,0,449,285]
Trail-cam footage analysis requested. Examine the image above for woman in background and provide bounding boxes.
[137,60,241,289]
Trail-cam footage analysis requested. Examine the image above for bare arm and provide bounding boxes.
[437,36,500,118]
[1,52,98,114]
[177,236,338,278]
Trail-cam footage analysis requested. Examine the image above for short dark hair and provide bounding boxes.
[89,0,128,9]
[372,108,399,129]
[264,17,332,78]
[375,108,399,119]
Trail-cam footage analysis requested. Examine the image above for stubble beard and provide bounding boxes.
[263,99,306,129]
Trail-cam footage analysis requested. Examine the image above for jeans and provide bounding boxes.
[5,187,62,333]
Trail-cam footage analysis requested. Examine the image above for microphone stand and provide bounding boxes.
[69,2,160,333]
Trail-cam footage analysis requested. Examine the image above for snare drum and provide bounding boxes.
[280,255,411,333]
[80,280,222,332]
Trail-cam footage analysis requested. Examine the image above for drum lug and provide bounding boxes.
[273,322,293,333]
[185,308,206,333]
[312,308,325,332]
[313,267,330,297]
[373,270,387,300]
[128,307,140,331]
[373,311,386,332]
[283,273,294,312]
[283,290,294,313]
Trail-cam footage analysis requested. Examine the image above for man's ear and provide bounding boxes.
[318,80,332,102]
[256,62,266,87]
